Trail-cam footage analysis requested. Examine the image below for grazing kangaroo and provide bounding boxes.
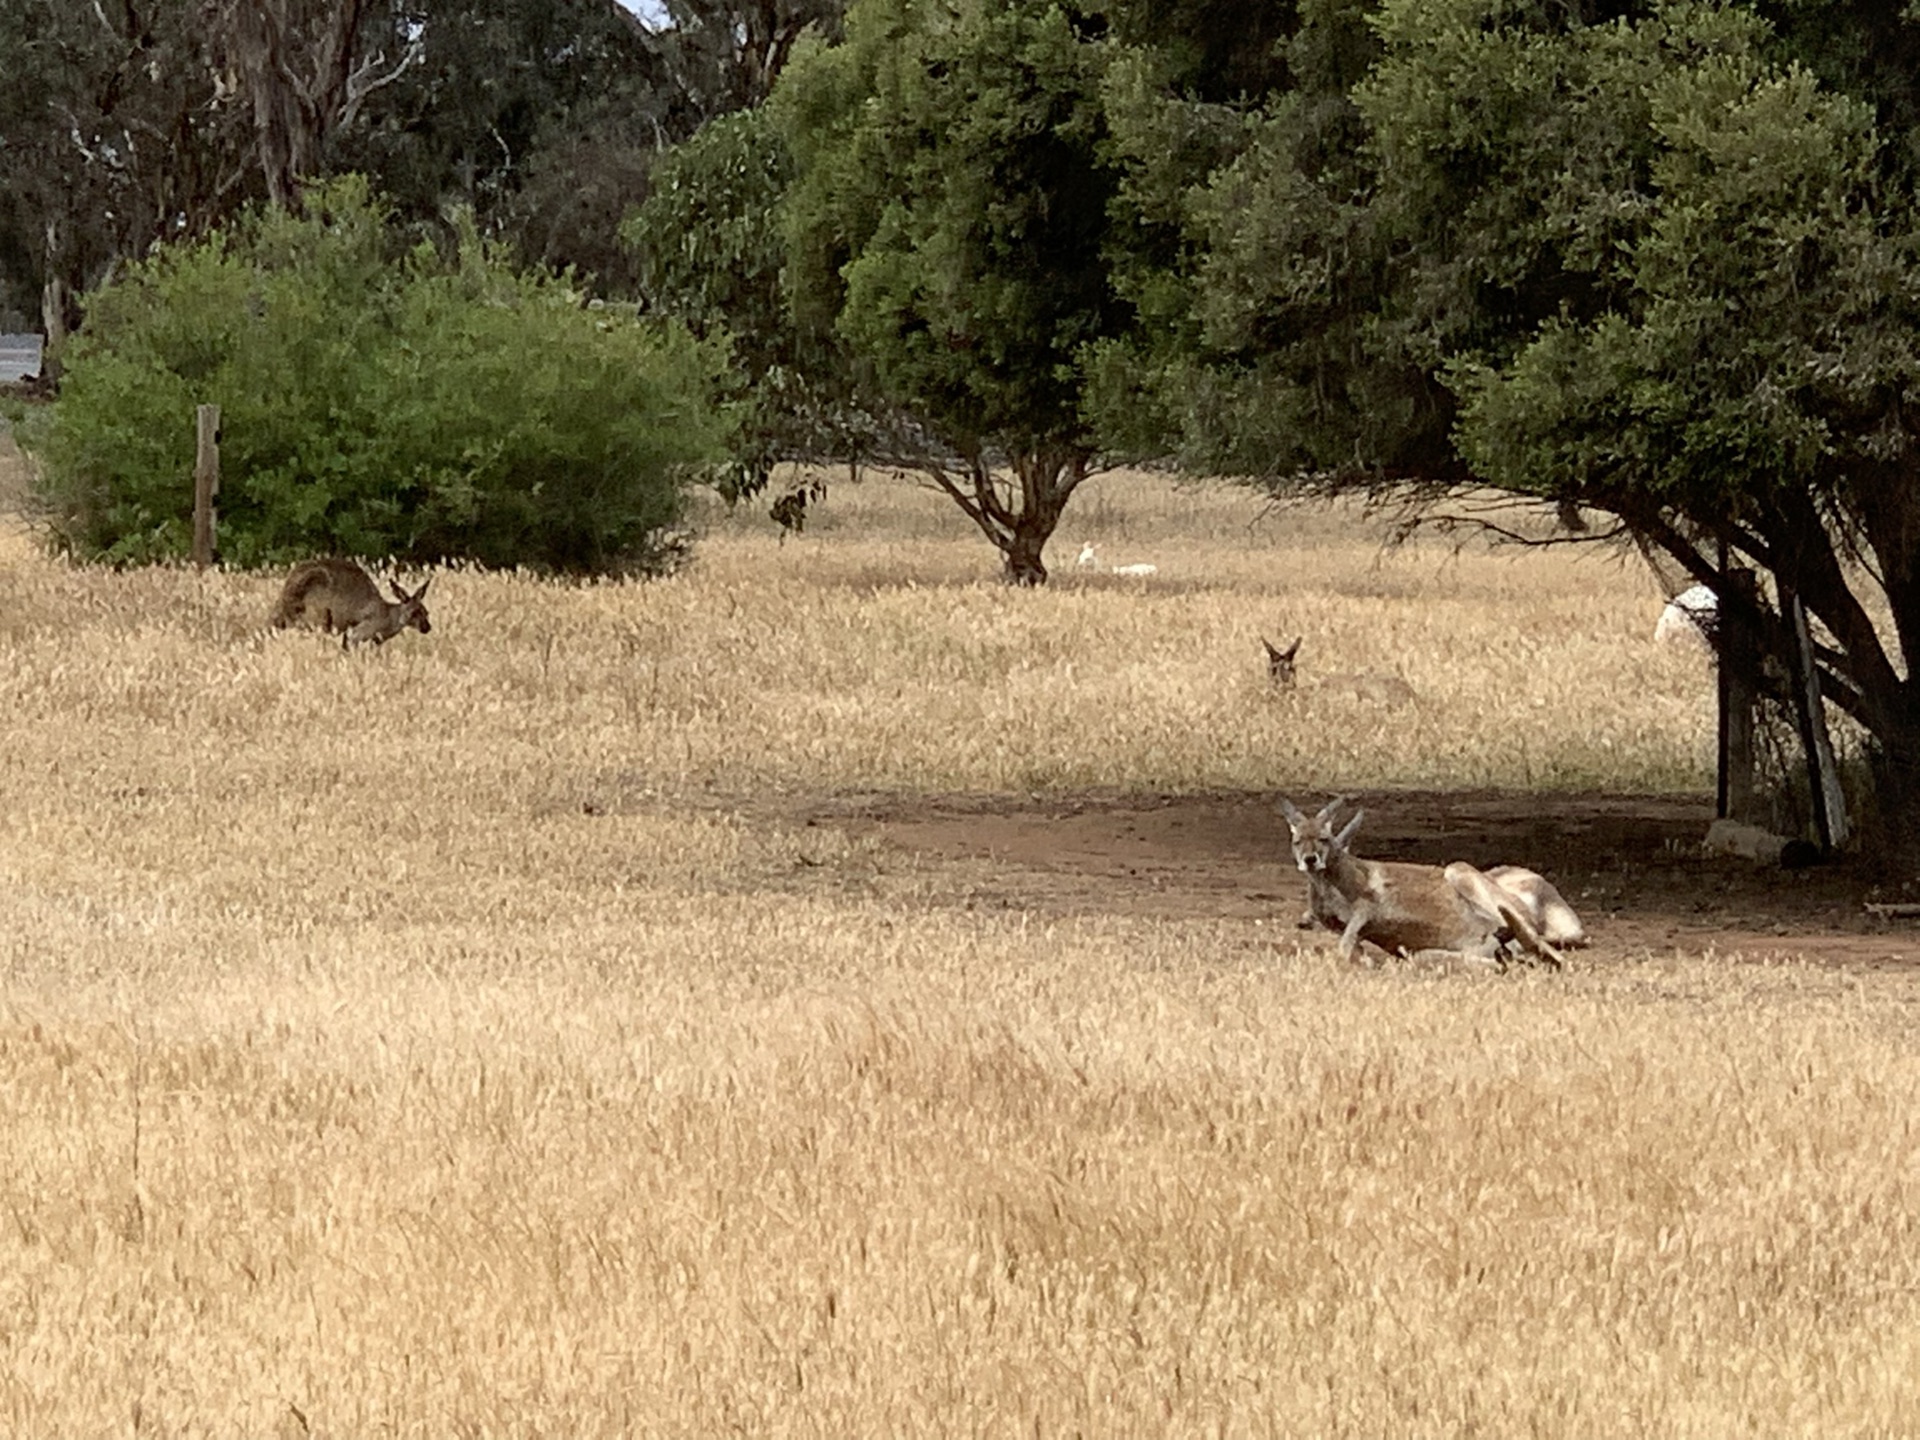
[1279,796,1567,970]
[270,558,433,649]
[1263,636,1416,706]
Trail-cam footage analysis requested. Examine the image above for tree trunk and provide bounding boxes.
[36,219,79,383]
[218,0,385,210]
[994,448,1086,586]
[1867,713,1920,866]
[38,273,69,384]
[927,446,1090,585]
[1004,524,1050,585]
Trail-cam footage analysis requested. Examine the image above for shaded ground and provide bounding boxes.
[795,789,1920,968]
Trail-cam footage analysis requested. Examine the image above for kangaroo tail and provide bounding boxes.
[1495,900,1565,971]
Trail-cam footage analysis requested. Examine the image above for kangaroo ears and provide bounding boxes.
[398,576,431,601]
[1263,636,1301,661]
[1335,810,1366,848]
[1279,797,1305,825]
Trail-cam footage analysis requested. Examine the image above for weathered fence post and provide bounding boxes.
[1717,566,1759,823]
[1783,586,1850,852]
[191,403,220,568]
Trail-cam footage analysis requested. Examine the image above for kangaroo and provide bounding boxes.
[1264,636,1301,684]
[270,558,432,650]
[1281,793,1361,934]
[1263,636,1416,706]
[1279,797,1566,970]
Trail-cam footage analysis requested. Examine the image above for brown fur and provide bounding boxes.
[1279,797,1565,970]
[270,559,432,649]
[1264,636,1300,685]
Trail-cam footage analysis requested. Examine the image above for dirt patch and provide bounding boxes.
[794,789,1920,968]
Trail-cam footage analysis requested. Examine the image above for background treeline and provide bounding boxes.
[0,0,842,340]
[8,0,1920,850]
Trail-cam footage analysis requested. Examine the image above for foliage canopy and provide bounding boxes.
[30,179,729,574]
[1100,0,1920,847]
[625,105,864,518]
[765,0,1136,582]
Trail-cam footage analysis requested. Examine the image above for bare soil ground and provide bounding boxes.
[791,788,1920,969]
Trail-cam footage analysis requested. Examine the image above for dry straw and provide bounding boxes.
[3,448,1915,1435]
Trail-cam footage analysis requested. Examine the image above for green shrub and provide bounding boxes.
[32,177,730,573]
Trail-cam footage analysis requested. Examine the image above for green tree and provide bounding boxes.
[1425,9,1920,842]
[0,0,852,348]
[771,0,1134,583]
[30,178,728,573]
[625,104,876,530]
[1110,0,1920,850]
[1089,0,1393,476]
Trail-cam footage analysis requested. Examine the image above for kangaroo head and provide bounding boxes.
[390,576,433,634]
[1264,635,1301,685]
[1281,796,1361,873]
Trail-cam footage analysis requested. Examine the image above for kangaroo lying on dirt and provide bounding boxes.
[270,558,432,650]
[1279,796,1570,969]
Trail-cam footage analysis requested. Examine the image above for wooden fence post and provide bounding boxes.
[1783,586,1850,852]
[1717,567,1758,823]
[191,404,220,568]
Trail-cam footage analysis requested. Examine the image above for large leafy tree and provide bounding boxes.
[1428,8,1920,842]
[625,105,869,517]
[1110,0,1920,848]
[1089,0,1395,476]
[771,0,1134,583]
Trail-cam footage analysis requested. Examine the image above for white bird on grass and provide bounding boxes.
[1075,542,1158,577]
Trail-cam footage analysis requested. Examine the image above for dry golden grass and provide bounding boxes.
[3,443,1916,1436]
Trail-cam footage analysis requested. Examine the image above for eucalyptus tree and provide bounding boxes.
[0,0,250,363]
[770,0,1135,583]
[0,0,844,340]
[626,104,872,520]
[651,0,848,122]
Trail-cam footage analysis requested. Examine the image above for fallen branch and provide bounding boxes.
[1864,902,1920,919]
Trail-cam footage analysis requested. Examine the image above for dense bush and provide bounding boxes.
[32,178,730,573]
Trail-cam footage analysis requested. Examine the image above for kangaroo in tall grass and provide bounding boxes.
[270,559,433,649]
[1264,636,1302,684]
[1279,796,1568,970]
[1264,636,1416,707]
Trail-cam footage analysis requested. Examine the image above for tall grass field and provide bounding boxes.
[2,443,1916,1436]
